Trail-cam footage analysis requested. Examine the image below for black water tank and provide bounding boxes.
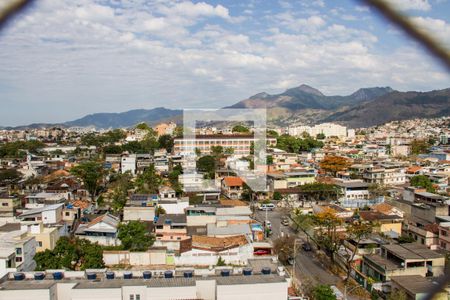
[34,272,45,280]
[86,273,97,280]
[243,268,252,276]
[220,270,230,277]
[261,267,271,275]
[164,271,173,278]
[123,272,133,279]
[13,273,25,281]
[143,271,152,279]
[183,271,193,278]
[106,271,115,280]
[53,272,63,280]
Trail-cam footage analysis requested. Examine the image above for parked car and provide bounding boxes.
[254,249,270,256]
[281,217,289,226]
[302,242,312,251]
[259,203,275,211]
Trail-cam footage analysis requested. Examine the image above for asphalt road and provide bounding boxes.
[254,208,340,286]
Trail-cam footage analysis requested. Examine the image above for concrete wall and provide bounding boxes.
[103,250,166,266]
[216,282,288,300]
[123,206,155,222]
[71,288,122,300]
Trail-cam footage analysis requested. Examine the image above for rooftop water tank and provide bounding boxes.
[183,271,193,278]
[143,271,152,279]
[164,271,173,278]
[261,267,271,275]
[86,273,97,280]
[106,271,115,280]
[53,272,63,280]
[243,268,252,276]
[13,273,25,281]
[123,272,133,279]
[34,272,45,280]
[220,270,230,277]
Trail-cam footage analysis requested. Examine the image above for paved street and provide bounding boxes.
[254,208,340,286]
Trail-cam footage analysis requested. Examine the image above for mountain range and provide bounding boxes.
[4,85,450,129]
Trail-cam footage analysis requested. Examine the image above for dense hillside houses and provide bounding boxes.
[0,116,448,299]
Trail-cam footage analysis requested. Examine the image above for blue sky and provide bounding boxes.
[0,0,449,126]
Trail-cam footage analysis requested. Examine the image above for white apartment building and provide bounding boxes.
[0,269,288,300]
[173,135,276,156]
[363,166,406,186]
[288,123,347,138]
[121,154,137,174]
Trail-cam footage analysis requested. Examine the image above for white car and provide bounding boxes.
[259,203,275,211]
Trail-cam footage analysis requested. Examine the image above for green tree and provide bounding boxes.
[312,285,337,300]
[216,256,226,266]
[267,155,273,165]
[0,140,44,158]
[135,122,151,131]
[34,237,104,271]
[135,165,161,194]
[232,125,250,133]
[267,129,279,137]
[197,155,216,178]
[316,133,326,140]
[70,161,105,202]
[387,289,407,300]
[0,169,22,183]
[158,134,174,153]
[118,221,154,251]
[155,205,166,217]
[224,147,234,155]
[273,191,282,200]
[410,139,430,155]
[410,175,435,193]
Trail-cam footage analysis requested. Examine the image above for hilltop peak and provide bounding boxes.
[285,84,324,97]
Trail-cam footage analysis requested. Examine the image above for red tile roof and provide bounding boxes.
[223,176,244,187]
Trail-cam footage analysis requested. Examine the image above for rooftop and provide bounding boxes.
[391,275,446,295]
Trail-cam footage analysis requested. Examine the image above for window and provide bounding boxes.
[2,202,8,207]
[136,295,140,300]
[130,295,134,300]
[38,241,42,247]
[15,257,22,262]
[15,248,22,255]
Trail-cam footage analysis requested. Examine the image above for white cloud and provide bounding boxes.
[384,0,431,11]
[0,0,449,125]
[410,16,450,48]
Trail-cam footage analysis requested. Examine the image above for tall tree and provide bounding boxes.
[314,208,342,262]
[158,134,174,153]
[118,221,154,251]
[343,218,374,282]
[135,165,161,194]
[312,285,337,300]
[319,155,351,176]
[410,175,436,193]
[410,139,430,155]
[70,161,105,202]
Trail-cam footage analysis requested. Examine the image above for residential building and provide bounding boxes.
[362,243,445,281]
[0,268,289,300]
[0,224,37,276]
[0,194,19,219]
[221,177,244,200]
[154,214,189,251]
[18,203,64,225]
[75,213,120,246]
[21,222,59,252]
[390,275,448,300]
[121,154,136,174]
[173,135,276,156]
[437,222,450,250]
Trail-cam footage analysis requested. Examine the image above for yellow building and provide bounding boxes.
[22,222,59,252]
